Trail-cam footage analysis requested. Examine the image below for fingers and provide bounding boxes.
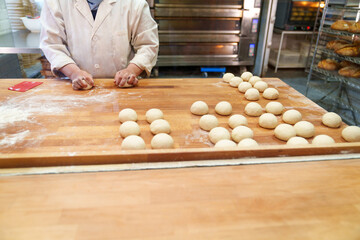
[127,74,137,85]
[84,75,94,86]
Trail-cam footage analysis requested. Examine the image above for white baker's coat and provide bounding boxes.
[40,0,159,78]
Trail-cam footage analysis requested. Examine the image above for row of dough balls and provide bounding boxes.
[118,108,174,150]
[223,72,280,101]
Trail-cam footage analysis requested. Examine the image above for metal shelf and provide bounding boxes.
[322,27,360,38]
[318,47,360,64]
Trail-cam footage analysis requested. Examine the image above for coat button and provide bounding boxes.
[94,64,100,69]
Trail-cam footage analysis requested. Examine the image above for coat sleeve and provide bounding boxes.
[40,0,76,77]
[129,0,159,76]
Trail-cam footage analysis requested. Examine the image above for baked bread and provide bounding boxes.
[335,46,360,57]
[339,60,358,68]
[348,21,360,33]
[326,40,352,51]
[331,20,351,31]
[338,66,360,78]
[317,59,340,71]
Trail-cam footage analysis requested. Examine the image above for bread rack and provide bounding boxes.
[306,0,360,125]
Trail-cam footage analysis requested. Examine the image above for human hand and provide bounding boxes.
[114,64,143,87]
[70,69,94,90]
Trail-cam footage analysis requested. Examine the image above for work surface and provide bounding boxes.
[0,78,359,168]
[1,159,360,239]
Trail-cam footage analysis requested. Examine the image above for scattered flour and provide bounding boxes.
[0,130,30,147]
[184,129,212,147]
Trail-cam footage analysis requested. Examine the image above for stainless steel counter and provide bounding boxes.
[0,30,41,54]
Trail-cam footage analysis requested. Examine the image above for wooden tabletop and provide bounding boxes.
[1,159,360,239]
[0,78,359,168]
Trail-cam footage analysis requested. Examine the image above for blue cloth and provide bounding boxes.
[87,0,103,11]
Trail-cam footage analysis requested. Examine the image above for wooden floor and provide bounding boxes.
[1,159,360,239]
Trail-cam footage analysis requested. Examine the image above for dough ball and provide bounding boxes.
[274,124,296,141]
[245,102,263,117]
[209,127,231,144]
[231,126,254,143]
[286,136,309,146]
[238,138,259,147]
[119,108,137,123]
[199,114,218,131]
[265,101,284,115]
[121,135,146,150]
[150,119,171,134]
[238,82,252,93]
[151,133,174,149]
[312,135,335,145]
[215,101,232,116]
[190,101,209,116]
[228,114,248,129]
[223,73,235,83]
[241,71,253,81]
[263,88,279,100]
[245,88,260,101]
[146,108,164,123]
[118,82,134,88]
[214,139,237,148]
[253,81,268,92]
[294,121,315,138]
[322,112,342,128]
[342,126,360,142]
[249,76,262,86]
[259,113,278,129]
[229,77,243,87]
[81,79,93,90]
[282,109,302,125]
[119,121,141,138]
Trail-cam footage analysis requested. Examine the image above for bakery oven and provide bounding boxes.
[148,0,261,67]
[275,0,324,31]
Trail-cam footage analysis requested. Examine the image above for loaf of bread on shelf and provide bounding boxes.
[338,66,360,78]
[317,59,340,71]
[335,46,360,57]
[331,20,351,31]
[348,21,360,33]
[326,40,352,51]
[339,60,359,68]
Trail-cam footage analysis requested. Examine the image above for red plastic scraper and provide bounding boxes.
[8,81,43,92]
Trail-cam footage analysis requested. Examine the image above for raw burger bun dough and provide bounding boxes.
[274,124,296,141]
[199,114,219,131]
[248,76,262,86]
[253,81,268,92]
[286,136,309,146]
[151,133,174,149]
[322,112,342,128]
[282,109,302,125]
[118,82,134,88]
[214,139,237,148]
[245,88,260,101]
[215,101,232,116]
[146,108,164,123]
[312,135,335,145]
[81,79,93,90]
[241,72,253,81]
[119,121,141,138]
[294,121,315,138]
[231,126,254,143]
[228,114,248,129]
[265,102,284,115]
[342,126,360,142]
[190,101,209,116]
[245,102,263,117]
[263,88,279,100]
[150,119,171,134]
[229,77,243,87]
[209,127,231,144]
[238,82,253,93]
[259,113,278,129]
[238,138,259,147]
[119,108,137,123]
[223,73,235,83]
[121,135,146,150]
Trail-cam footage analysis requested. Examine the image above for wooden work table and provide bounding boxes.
[0,77,359,168]
[1,77,360,239]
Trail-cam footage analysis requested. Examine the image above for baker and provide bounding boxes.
[40,0,159,90]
